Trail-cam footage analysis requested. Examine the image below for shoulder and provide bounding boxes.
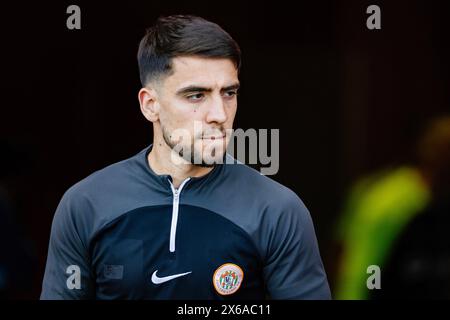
[53,148,147,233]
[63,148,145,203]
[222,155,309,219]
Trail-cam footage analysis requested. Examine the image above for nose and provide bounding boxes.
[205,94,228,124]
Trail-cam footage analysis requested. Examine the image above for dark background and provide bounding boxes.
[0,0,449,299]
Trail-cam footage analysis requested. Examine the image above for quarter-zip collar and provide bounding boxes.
[141,144,225,253]
[142,144,224,192]
[168,177,191,252]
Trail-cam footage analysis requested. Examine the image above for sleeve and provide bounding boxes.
[40,189,95,299]
[263,193,331,300]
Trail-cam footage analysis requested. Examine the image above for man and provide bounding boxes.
[41,15,330,299]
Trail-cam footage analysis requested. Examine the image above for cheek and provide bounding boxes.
[158,109,175,133]
[187,104,209,123]
[226,102,238,123]
[159,100,192,129]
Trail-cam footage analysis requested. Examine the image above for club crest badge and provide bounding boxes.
[213,263,244,295]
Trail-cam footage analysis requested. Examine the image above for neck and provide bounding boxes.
[148,140,214,189]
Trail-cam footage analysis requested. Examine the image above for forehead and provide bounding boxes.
[164,56,239,89]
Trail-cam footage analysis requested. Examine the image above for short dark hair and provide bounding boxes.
[137,15,241,86]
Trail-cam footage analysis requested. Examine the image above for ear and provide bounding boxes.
[138,86,160,122]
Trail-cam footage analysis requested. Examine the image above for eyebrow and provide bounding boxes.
[176,83,240,96]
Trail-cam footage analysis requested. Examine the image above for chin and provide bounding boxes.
[191,150,226,166]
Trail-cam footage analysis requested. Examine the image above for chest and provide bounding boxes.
[90,204,265,299]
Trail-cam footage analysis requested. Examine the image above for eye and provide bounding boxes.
[186,93,204,102]
[223,90,238,98]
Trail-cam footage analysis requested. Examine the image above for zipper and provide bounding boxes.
[168,177,191,253]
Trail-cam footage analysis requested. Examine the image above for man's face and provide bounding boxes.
[154,56,239,166]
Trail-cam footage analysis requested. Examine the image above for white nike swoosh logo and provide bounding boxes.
[151,270,192,284]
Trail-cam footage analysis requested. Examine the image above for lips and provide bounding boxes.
[202,135,224,140]
[202,133,226,140]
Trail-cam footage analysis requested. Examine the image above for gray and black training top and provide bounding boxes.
[40,145,331,300]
